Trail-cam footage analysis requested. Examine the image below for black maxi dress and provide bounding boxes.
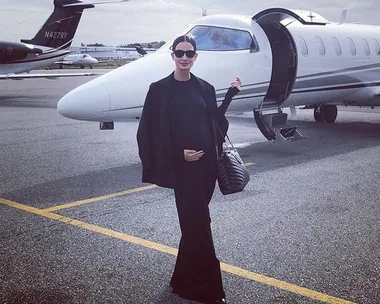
[168,76,225,303]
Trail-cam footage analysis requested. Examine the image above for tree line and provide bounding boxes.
[81,41,166,49]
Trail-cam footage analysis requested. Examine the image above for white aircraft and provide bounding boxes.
[0,0,127,80]
[58,8,380,141]
[54,54,99,69]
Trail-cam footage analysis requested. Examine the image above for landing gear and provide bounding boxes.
[323,105,338,123]
[313,105,338,123]
[313,107,324,122]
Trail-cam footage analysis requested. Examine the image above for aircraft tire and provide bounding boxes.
[313,107,324,122]
[322,105,337,123]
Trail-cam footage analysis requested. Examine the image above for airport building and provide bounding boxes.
[70,45,157,60]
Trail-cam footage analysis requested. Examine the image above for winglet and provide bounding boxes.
[57,0,129,7]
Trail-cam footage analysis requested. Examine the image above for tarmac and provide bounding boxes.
[1,69,380,304]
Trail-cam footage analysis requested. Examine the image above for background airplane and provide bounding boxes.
[0,0,127,80]
[134,44,148,57]
[57,8,380,141]
[54,54,99,69]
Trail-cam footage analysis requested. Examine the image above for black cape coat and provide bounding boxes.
[136,72,239,189]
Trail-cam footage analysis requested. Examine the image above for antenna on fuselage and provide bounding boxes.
[339,9,347,24]
[202,8,207,16]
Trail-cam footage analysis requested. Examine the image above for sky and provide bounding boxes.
[0,0,379,46]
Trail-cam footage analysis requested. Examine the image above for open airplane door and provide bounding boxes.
[251,8,326,141]
[253,8,329,26]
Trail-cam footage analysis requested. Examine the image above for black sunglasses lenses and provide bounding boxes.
[174,50,196,58]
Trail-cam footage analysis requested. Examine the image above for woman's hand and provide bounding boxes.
[230,76,241,90]
[184,149,204,162]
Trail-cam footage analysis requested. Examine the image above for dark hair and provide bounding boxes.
[172,35,197,52]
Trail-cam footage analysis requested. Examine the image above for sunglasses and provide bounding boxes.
[173,50,196,58]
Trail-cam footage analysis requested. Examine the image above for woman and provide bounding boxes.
[137,35,241,304]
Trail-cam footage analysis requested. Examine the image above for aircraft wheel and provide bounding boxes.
[322,105,337,123]
[313,107,324,122]
[80,65,85,69]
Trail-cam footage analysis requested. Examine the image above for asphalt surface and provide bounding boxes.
[1,70,380,304]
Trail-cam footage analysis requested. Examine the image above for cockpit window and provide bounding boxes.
[185,26,257,51]
[83,54,89,58]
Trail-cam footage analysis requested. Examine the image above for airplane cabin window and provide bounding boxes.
[315,36,325,55]
[186,26,256,51]
[297,36,308,55]
[373,39,380,55]
[332,37,342,55]
[362,38,370,55]
[347,38,357,55]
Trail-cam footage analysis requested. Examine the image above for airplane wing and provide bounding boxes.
[54,61,76,65]
[0,72,101,80]
[62,0,129,7]
[348,86,380,105]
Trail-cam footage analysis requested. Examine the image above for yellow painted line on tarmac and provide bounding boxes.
[41,164,254,213]
[40,184,158,213]
[219,263,355,304]
[0,197,45,215]
[0,197,176,255]
[0,197,356,304]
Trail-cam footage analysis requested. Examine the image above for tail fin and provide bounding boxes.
[21,0,94,49]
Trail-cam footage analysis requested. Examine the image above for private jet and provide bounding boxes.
[0,0,126,80]
[54,53,99,69]
[58,8,380,141]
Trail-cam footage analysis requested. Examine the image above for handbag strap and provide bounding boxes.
[224,133,236,150]
[214,120,237,156]
[193,80,235,158]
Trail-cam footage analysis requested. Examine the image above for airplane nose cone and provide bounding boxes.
[57,82,110,121]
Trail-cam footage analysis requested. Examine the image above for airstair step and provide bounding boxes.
[254,109,306,142]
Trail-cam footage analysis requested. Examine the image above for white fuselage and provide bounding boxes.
[284,22,380,107]
[59,54,98,66]
[57,12,380,122]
